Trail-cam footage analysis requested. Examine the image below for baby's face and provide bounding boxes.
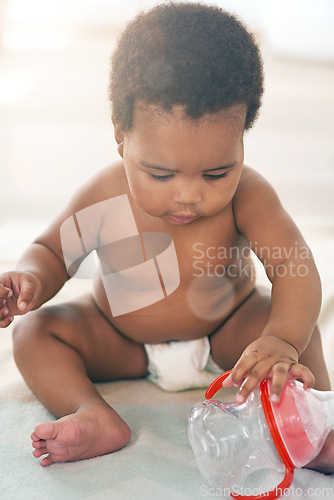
[119,102,246,225]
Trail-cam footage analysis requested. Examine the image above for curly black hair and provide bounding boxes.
[109,2,263,131]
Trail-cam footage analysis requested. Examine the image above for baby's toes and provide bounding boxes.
[40,454,54,467]
[33,422,56,441]
[33,448,48,459]
[31,431,43,442]
[31,439,45,449]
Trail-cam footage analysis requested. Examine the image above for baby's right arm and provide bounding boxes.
[0,240,69,328]
[0,163,123,328]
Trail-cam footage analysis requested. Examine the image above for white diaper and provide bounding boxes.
[144,337,222,392]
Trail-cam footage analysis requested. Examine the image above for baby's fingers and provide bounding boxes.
[0,284,13,299]
[269,363,314,402]
[232,360,272,404]
[268,362,291,403]
[0,304,14,327]
[0,315,14,328]
[289,363,315,391]
[17,276,36,311]
[228,353,258,388]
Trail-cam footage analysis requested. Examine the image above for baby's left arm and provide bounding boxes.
[228,166,320,402]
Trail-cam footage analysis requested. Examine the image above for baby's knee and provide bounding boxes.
[12,308,60,356]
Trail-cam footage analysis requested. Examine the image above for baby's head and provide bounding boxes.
[109,2,263,132]
[109,3,264,224]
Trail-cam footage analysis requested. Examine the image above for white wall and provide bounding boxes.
[1,0,333,221]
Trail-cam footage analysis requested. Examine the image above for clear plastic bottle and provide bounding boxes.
[189,390,284,490]
[188,371,334,500]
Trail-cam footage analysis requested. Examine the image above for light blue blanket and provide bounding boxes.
[1,372,334,500]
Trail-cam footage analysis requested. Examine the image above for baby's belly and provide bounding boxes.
[93,262,256,343]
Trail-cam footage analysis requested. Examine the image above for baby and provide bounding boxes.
[0,3,333,472]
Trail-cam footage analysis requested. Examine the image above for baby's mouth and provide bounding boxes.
[168,214,198,224]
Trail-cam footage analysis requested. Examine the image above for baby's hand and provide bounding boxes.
[222,335,314,403]
[0,271,42,327]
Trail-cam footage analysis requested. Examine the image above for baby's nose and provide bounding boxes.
[173,181,202,205]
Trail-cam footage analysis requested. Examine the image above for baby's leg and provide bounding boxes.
[209,286,334,473]
[12,294,148,466]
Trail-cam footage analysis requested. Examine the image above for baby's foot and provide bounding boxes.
[31,402,131,466]
[304,429,334,474]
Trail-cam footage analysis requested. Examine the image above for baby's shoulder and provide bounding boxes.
[234,166,281,207]
[233,165,285,234]
[236,166,271,191]
[70,160,128,211]
[86,160,128,198]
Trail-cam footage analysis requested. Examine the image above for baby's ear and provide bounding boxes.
[112,117,125,157]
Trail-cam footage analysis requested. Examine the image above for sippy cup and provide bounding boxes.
[188,370,334,500]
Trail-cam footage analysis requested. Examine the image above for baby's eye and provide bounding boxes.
[149,173,174,181]
[203,172,229,180]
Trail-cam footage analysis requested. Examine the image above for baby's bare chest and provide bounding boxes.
[93,208,254,340]
[96,207,250,287]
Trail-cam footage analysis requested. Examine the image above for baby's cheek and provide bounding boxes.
[136,190,167,216]
[149,197,168,216]
[205,195,230,216]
